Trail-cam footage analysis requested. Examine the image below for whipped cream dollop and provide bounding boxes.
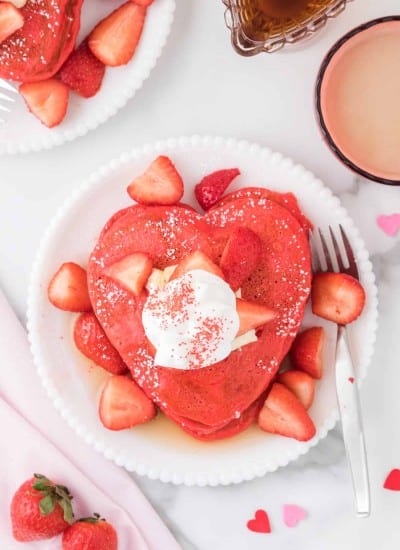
[142,270,240,370]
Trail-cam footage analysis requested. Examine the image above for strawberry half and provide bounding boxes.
[220,226,262,291]
[277,370,315,410]
[88,2,146,67]
[19,79,69,128]
[194,168,240,211]
[59,40,105,98]
[99,375,156,430]
[103,252,153,296]
[311,272,366,325]
[127,156,184,205]
[258,383,316,441]
[48,262,92,312]
[170,250,224,281]
[0,2,24,44]
[236,298,275,336]
[289,326,325,379]
[73,313,127,375]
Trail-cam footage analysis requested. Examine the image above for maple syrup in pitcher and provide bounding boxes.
[238,0,336,41]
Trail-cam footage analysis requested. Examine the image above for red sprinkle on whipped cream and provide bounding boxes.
[142,270,240,369]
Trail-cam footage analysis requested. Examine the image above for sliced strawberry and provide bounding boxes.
[194,168,240,211]
[88,2,146,67]
[289,326,324,379]
[276,370,315,410]
[99,375,156,430]
[220,226,262,291]
[132,0,153,6]
[311,272,366,325]
[258,382,316,441]
[73,312,127,375]
[19,79,69,128]
[236,298,275,336]
[59,39,105,98]
[0,2,23,44]
[48,262,91,312]
[103,252,153,296]
[170,250,224,281]
[127,156,184,205]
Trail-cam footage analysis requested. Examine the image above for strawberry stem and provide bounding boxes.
[78,513,106,524]
[32,473,74,524]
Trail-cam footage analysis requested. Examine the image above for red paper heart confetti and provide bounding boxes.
[283,504,307,527]
[247,509,271,533]
[384,469,400,491]
[348,377,355,384]
[377,214,400,237]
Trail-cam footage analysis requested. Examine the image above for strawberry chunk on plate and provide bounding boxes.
[73,312,127,375]
[170,250,224,281]
[89,2,146,67]
[194,168,240,211]
[289,326,325,379]
[236,298,275,336]
[258,382,316,441]
[48,262,91,312]
[19,79,69,128]
[311,272,366,325]
[103,252,153,296]
[220,226,262,291]
[277,370,315,410]
[0,2,24,44]
[99,375,156,430]
[127,155,184,205]
[59,40,105,98]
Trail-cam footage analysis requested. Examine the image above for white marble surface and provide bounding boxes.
[1,0,400,548]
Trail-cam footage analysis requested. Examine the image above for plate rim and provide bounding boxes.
[0,0,176,156]
[27,135,379,486]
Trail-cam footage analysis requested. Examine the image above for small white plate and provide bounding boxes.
[0,0,175,155]
[27,136,378,486]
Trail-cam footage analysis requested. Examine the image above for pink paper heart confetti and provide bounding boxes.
[377,214,400,237]
[283,504,307,527]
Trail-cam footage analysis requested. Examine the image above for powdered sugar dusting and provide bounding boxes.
[0,0,79,80]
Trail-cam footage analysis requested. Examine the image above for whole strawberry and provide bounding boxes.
[10,473,74,541]
[62,514,118,550]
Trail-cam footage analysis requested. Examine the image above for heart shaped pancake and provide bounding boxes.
[0,0,83,83]
[87,191,311,440]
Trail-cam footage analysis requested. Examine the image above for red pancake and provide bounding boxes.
[213,187,313,233]
[87,193,312,440]
[0,0,83,83]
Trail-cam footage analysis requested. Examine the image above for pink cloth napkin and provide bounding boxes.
[0,289,181,550]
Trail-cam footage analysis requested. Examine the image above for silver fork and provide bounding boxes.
[0,79,17,122]
[312,225,370,518]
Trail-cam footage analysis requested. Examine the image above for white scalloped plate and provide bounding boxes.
[0,0,175,155]
[27,136,378,486]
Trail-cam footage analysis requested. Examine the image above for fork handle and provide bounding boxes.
[335,325,370,517]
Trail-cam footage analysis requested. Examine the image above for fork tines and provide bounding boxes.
[311,225,359,280]
[0,79,17,123]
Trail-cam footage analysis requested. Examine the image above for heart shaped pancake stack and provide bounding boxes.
[87,189,312,440]
[0,0,83,82]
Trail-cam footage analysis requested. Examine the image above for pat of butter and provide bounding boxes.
[231,329,257,350]
[145,268,166,292]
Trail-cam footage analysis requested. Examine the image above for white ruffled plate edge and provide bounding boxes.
[1,0,176,156]
[27,135,379,486]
